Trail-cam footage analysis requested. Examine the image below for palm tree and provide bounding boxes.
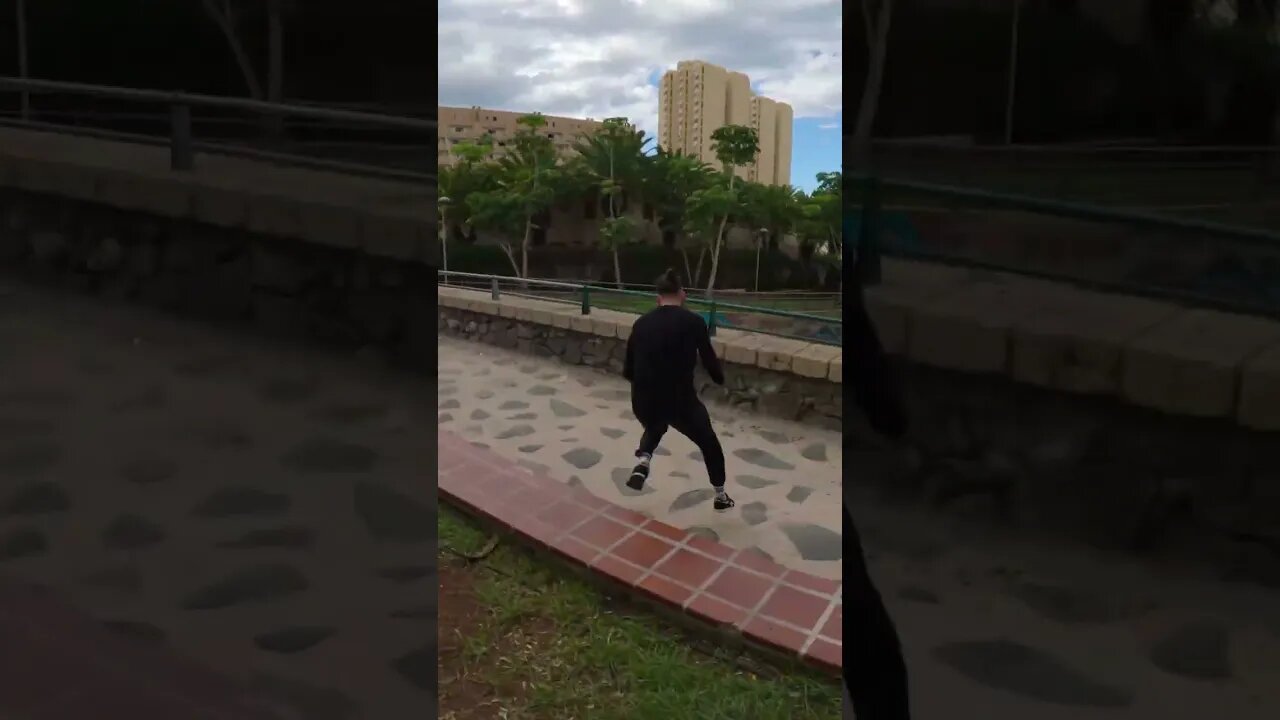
[573,118,652,288]
[645,150,716,285]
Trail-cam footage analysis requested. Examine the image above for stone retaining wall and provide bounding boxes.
[436,287,843,431]
[0,187,438,364]
[856,261,1280,578]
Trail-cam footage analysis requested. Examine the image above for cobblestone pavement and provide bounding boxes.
[438,335,843,581]
[0,278,435,719]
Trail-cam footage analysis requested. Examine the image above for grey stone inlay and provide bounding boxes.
[259,377,321,404]
[118,456,178,484]
[192,487,290,518]
[377,565,432,583]
[0,388,74,408]
[801,443,828,462]
[508,412,537,420]
[83,566,144,594]
[438,413,453,423]
[517,444,542,453]
[173,355,237,378]
[476,390,494,399]
[495,424,535,440]
[590,389,630,401]
[0,441,62,476]
[102,514,166,550]
[314,404,388,425]
[191,420,254,449]
[601,427,625,439]
[517,459,550,476]
[103,620,167,644]
[0,417,56,436]
[563,448,602,469]
[181,564,309,610]
[2,481,70,516]
[781,523,842,562]
[549,399,586,418]
[933,640,1131,708]
[733,447,795,471]
[736,475,778,490]
[470,409,490,421]
[741,502,769,526]
[787,486,814,503]
[1148,620,1232,680]
[898,586,941,604]
[670,489,715,513]
[218,526,315,549]
[757,429,789,444]
[528,385,556,396]
[0,527,47,561]
[110,384,168,412]
[354,481,433,542]
[393,643,435,691]
[438,399,461,410]
[247,673,360,720]
[281,436,378,473]
[610,467,655,496]
[254,626,335,654]
[1006,582,1118,625]
[437,385,458,397]
[687,526,719,542]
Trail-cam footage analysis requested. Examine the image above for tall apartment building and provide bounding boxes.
[658,60,794,186]
[438,105,603,167]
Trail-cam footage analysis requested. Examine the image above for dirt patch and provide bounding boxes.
[438,560,533,720]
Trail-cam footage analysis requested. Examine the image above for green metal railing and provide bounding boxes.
[851,174,1280,320]
[438,270,843,347]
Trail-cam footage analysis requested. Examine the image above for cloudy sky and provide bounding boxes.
[438,0,842,192]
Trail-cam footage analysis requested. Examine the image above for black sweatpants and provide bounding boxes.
[633,396,726,488]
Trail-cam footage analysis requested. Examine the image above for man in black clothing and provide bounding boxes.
[622,269,735,510]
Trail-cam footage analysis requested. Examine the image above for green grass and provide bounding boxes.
[438,506,843,720]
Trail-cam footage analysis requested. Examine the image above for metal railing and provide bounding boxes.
[0,77,435,179]
[852,175,1280,320]
[438,270,843,347]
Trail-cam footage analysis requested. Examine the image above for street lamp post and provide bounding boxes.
[754,228,770,293]
[439,196,452,286]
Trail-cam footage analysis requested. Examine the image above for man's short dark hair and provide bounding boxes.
[655,268,683,296]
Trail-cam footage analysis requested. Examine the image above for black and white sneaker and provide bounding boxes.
[626,463,650,491]
[713,493,735,511]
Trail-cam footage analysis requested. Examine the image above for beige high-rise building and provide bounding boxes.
[658,60,793,187]
[438,105,603,167]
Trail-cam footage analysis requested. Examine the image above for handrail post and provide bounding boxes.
[858,175,883,286]
[580,284,590,315]
[490,277,500,300]
[169,101,193,171]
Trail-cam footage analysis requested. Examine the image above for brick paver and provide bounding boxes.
[438,430,843,674]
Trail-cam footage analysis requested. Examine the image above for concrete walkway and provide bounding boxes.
[438,336,843,581]
[0,277,435,719]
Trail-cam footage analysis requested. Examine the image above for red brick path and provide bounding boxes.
[439,430,843,673]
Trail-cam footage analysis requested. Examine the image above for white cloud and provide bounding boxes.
[438,0,841,139]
